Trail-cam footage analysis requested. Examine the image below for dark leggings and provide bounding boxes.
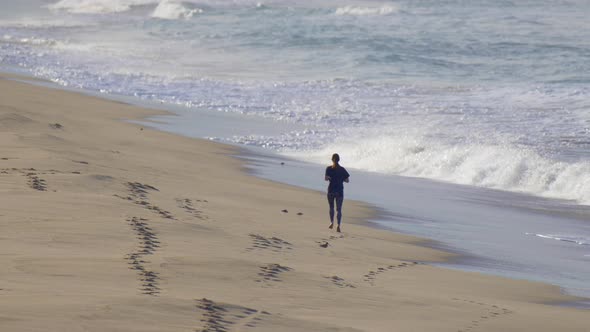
[327,192,344,225]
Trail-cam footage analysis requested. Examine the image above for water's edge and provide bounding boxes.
[3,70,588,308]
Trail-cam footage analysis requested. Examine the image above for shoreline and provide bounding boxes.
[5,70,588,293]
[1,71,589,331]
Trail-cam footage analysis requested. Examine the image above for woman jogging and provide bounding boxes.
[324,153,350,232]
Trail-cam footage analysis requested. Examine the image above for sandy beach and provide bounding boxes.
[1,73,589,331]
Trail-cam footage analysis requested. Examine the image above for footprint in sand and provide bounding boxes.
[175,198,209,220]
[2,167,85,191]
[195,298,271,331]
[3,168,47,191]
[125,217,162,296]
[363,262,421,285]
[281,209,305,215]
[26,172,47,191]
[115,182,175,220]
[256,263,292,286]
[323,275,356,289]
[451,298,513,332]
[315,234,345,248]
[246,234,293,253]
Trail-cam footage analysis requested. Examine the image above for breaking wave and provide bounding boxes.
[151,1,202,19]
[287,135,590,205]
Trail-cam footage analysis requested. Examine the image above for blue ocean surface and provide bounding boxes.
[1,0,589,299]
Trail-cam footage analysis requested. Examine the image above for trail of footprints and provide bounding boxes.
[246,234,293,253]
[363,262,421,285]
[452,298,513,332]
[125,217,161,296]
[196,298,271,332]
[3,162,514,331]
[175,198,209,220]
[116,182,175,220]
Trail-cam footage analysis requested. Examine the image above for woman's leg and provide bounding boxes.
[335,194,344,225]
[327,193,335,225]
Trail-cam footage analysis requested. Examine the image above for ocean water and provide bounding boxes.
[2,0,589,204]
[1,0,589,298]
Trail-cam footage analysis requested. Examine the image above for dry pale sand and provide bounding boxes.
[0,74,588,332]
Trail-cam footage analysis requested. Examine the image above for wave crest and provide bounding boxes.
[151,1,202,19]
[335,5,397,16]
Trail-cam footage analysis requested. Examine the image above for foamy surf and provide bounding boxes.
[284,132,590,205]
[47,0,155,14]
[335,5,397,16]
[151,1,203,20]
[1,35,57,46]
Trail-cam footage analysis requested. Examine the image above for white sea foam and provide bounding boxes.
[46,0,319,14]
[47,0,156,14]
[526,233,590,246]
[287,134,590,204]
[1,35,57,47]
[0,18,92,28]
[151,1,202,19]
[335,5,397,16]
